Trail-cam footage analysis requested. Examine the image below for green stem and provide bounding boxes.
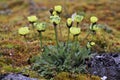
[31,22,35,32]
[23,35,28,52]
[31,22,34,28]
[39,32,42,48]
[73,35,78,51]
[77,22,79,27]
[73,35,75,41]
[67,28,70,43]
[59,23,63,41]
[75,35,78,45]
[54,26,59,48]
[92,33,94,41]
[74,35,78,41]
[31,23,37,41]
[81,30,91,42]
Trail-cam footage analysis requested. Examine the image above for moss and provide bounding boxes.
[0,56,6,63]
[54,72,70,80]
[4,44,15,49]
[0,62,7,68]
[24,70,45,79]
[76,75,88,80]
[85,29,120,53]
[54,72,101,80]
[91,75,101,80]
[0,65,22,73]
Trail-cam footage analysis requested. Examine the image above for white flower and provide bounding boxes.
[101,76,107,80]
[71,12,77,21]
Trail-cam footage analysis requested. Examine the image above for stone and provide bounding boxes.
[0,73,38,80]
[88,53,120,80]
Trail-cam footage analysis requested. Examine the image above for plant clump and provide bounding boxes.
[32,42,92,79]
[17,4,112,79]
[29,5,101,79]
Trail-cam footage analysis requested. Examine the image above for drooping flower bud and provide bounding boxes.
[66,18,73,28]
[49,8,54,15]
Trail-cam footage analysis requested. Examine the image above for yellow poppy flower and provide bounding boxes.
[70,27,81,35]
[34,22,46,32]
[90,16,98,23]
[74,15,84,23]
[50,15,61,25]
[27,15,38,23]
[54,5,62,13]
[18,27,30,35]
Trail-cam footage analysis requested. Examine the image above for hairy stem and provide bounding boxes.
[67,28,70,43]
[39,32,42,48]
[54,26,59,48]
[82,30,91,42]
[59,23,63,41]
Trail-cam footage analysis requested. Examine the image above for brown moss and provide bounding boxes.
[91,75,101,80]
[54,72,101,80]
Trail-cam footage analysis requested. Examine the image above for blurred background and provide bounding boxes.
[0,0,120,27]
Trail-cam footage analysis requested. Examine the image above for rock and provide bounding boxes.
[0,73,38,80]
[88,53,120,80]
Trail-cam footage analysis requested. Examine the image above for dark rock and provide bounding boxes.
[88,53,120,80]
[0,73,9,79]
[0,73,38,80]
